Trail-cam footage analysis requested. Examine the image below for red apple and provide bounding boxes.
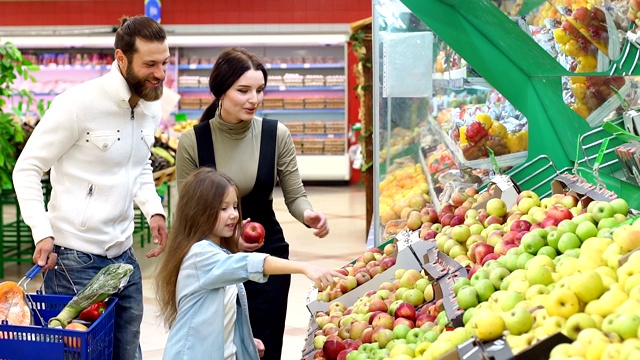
[371,312,394,330]
[355,272,371,285]
[472,242,494,265]
[547,205,573,222]
[368,298,388,313]
[501,243,518,255]
[440,203,456,215]
[540,217,561,228]
[395,302,417,322]
[420,206,439,223]
[422,229,438,240]
[468,264,481,279]
[502,231,518,244]
[393,317,415,329]
[510,220,532,232]
[440,213,454,226]
[484,215,504,227]
[380,257,396,270]
[323,338,346,360]
[481,252,500,265]
[454,205,470,218]
[415,313,436,327]
[450,216,464,227]
[243,221,265,244]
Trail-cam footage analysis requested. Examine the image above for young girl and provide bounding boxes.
[155,168,341,359]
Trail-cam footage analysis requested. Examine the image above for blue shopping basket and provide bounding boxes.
[0,293,117,360]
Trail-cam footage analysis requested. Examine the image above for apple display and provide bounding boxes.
[243,221,265,244]
[547,205,573,222]
[504,307,534,335]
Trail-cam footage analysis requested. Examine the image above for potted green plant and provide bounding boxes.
[0,39,40,192]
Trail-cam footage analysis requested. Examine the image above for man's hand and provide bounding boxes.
[303,210,330,238]
[146,214,168,258]
[33,237,57,270]
[253,338,265,357]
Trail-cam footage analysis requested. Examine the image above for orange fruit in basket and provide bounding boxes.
[64,323,88,349]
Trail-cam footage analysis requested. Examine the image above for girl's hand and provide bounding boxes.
[253,338,265,357]
[304,265,346,291]
[303,210,330,238]
[239,217,264,252]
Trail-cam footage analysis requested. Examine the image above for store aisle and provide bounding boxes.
[1,184,367,360]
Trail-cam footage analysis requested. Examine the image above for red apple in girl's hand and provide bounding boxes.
[243,222,265,244]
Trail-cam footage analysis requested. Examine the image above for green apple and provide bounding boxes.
[469,223,485,236]
[516,252,535,269]
[590,201,616,222]
[547,230,564,251]
[486,198,508,218]
[415,278,430,293]
[504,254,519,272]
[563,248,581,258]
[525,283,550,300]
[612,313,640,340]
[451,225,471,242]
[405,327,426,344]
[503,307,534,335]
[462,307,475,325]
[575,221,598,242]
[557,219,578,235]
[391,324,412,340]
[470,269,490,286]
[457,286,479,310]
[597,217,619,231]
[573,212,596,225]
[526,264,553,286]
[473,278,496,302]
[530,228,549,240]
[498,290,525,312]
[563,312,597,340]
[453,277,471,296]
[521,232,545,255]
[610,198,630,216]
[537,246,557,259]
[558,232,581,253]
[489,267,511,290]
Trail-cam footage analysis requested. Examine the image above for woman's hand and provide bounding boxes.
[303,210,330,238]
[239,217,264,252]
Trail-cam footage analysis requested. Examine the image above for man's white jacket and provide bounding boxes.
[13,62,165,258]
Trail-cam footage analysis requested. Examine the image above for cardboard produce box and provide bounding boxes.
[305,240,434,315]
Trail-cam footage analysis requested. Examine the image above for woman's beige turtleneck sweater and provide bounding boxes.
[175,115,312,224]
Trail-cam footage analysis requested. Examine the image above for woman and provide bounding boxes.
[175,47,330,360]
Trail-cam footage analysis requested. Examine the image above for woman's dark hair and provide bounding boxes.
[199,47,268,123]
[114,15,167,63]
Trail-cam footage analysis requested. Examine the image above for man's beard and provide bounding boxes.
[125,65,163,102]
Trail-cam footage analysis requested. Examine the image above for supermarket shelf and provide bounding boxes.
[177,86,345,92]
[170,63,344,70]
[291,133,345,139]
[36,64,111,71]
[265,86,345,91]
[260,108,345,114]
[428,118,528,170]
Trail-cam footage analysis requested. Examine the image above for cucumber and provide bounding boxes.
[48,263,133,328]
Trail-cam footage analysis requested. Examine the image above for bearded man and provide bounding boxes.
[12,15,169,360]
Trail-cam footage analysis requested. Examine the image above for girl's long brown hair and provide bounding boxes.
[155,168,242,329]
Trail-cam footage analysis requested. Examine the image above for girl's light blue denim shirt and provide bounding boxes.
[163,240,270,359]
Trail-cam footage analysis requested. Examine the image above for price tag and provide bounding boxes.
[265,64,272,69]
[278,85,286,91]
[303,63,311,68]
[280,64,287,69]
[189,64,197,70]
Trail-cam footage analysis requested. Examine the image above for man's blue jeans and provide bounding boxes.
[45,245,143,360]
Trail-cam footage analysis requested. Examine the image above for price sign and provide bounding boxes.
[145,0,162,23]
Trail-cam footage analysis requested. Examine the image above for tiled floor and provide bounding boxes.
[1,184,368,360]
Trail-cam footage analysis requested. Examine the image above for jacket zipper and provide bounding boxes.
[130,107,135,120]
[79,184,94,228]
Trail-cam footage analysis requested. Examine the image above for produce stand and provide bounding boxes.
[303,1,640,359]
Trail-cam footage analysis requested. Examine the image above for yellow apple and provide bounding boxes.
[613,226,640,253]
[546,288,580,319]
[601,343,624,360]
[570,270,606,303]
[474,310,505,341]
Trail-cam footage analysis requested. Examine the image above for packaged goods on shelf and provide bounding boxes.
[303,75,325,86]
[283,73,304,87]
[267,75,285,87]
[304,97,326,109]
[325,121,344,134]
[323,138,345,154]
[292,138,303,154]
[324,74,346,87]
[301,138,324,154]
[283,98,304,109]
[177,76,201,88]
[325,97,345,109]
[304,121,325,134]
[283,121,304,134]
[262,97,284,109]
[179,97,202,110]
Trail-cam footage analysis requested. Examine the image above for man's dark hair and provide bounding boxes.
[114,15,166,62]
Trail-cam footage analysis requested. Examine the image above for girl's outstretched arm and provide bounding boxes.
[263,256,344,290]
